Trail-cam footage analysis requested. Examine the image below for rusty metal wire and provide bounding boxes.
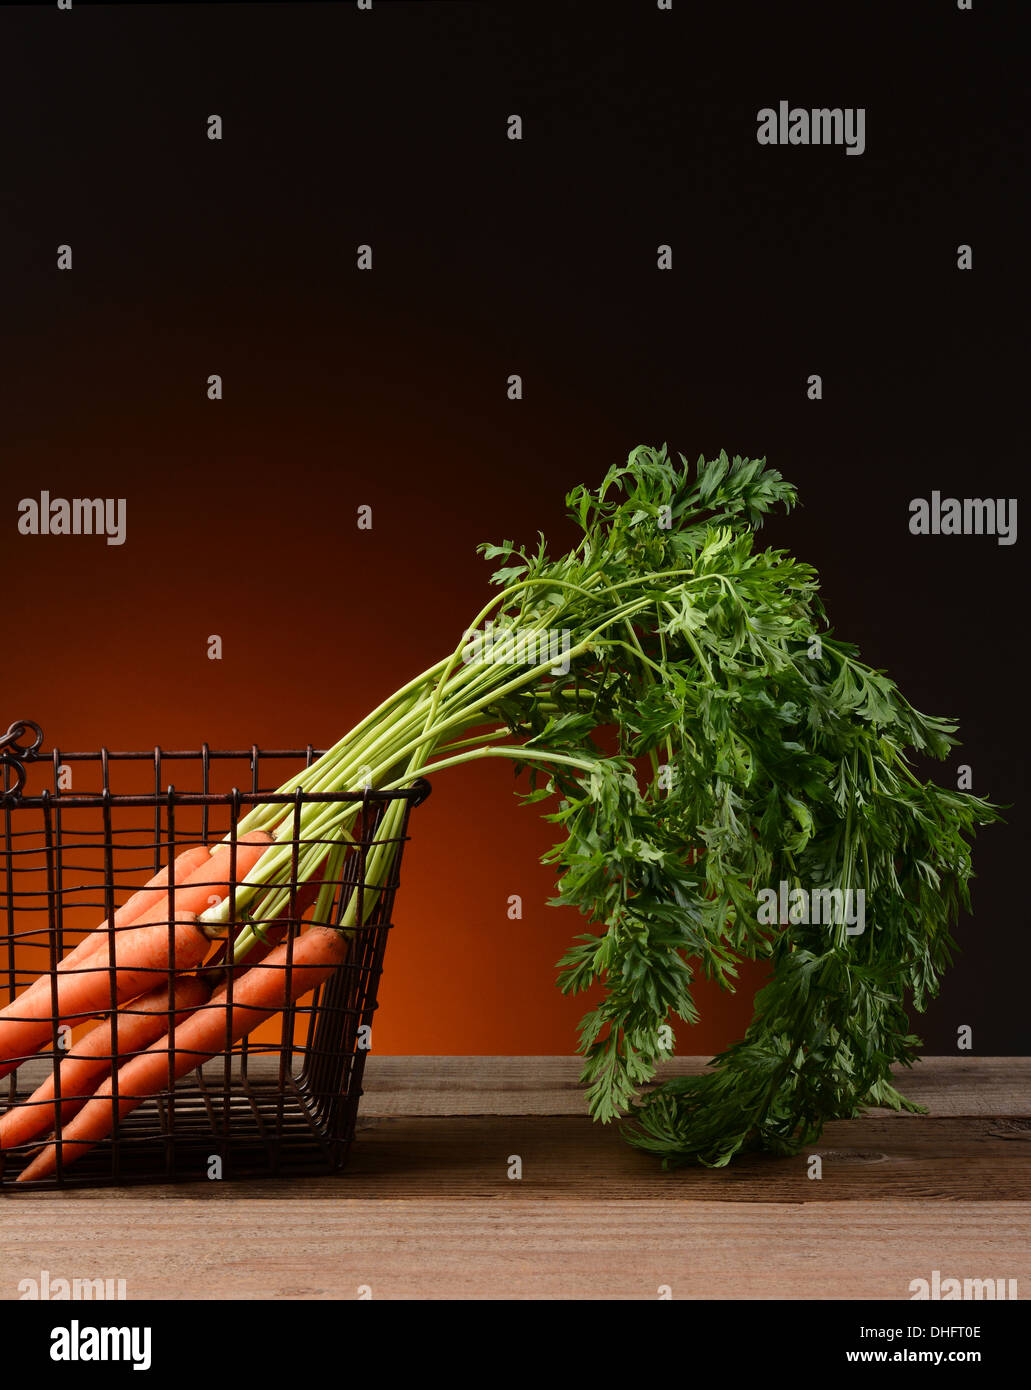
[0,721,428,1187]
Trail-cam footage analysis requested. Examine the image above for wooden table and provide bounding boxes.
[2,1057,1029,1299]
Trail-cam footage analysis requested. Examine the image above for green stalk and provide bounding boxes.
[200,595,652,936]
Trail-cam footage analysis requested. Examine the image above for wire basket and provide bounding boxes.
[0,718,429,1188]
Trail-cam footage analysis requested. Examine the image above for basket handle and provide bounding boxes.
[0,718,44,807]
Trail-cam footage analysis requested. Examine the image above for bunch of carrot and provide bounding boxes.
[0,832,349,1181]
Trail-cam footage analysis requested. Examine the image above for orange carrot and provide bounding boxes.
[217,862,327,982]
[0,909,208,1083]
[55,844,212,976]
[0,975,211,1152]
[0,831,273,1079]
[17,926,350,1181]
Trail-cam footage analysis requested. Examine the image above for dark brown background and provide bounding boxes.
[1,0,1026,1054]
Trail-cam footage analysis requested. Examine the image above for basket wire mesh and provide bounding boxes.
[0,719,428,1188]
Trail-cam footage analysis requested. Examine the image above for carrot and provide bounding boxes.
[216,862,327,983]
[54,844,212,976]
[17,925,350,1181]
[0,909,208,1084]
[13,844,213,1023]
[0,975,211,1152]
[0,831,273,1080]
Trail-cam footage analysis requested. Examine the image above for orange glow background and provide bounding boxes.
[2,0,1023,1069]
[0,389,768,1056]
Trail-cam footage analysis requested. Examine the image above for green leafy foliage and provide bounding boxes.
[245,444,1001,1170]
[477,446,1002,1166]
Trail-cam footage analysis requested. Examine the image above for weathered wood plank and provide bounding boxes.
[8,1055,1027,1119]
[6,1114,1029,1203]
[1,1199,1027,1300]
[339,1113,1031,1202]
[3,1060,1028,1300]
[356,1056,1031,1117]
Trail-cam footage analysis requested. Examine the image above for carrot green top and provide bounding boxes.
[201,446,1001,1168]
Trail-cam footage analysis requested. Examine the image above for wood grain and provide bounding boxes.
[2,1199,1028,1300]
[1,1057,1028,1300]
[340,1113,1031,1202]
[355,1054,1031,1117]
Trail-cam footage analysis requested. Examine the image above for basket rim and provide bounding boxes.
[0,721,432,810]
[7,783,431,811]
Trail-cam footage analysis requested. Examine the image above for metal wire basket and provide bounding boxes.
[0,718,429,1188]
